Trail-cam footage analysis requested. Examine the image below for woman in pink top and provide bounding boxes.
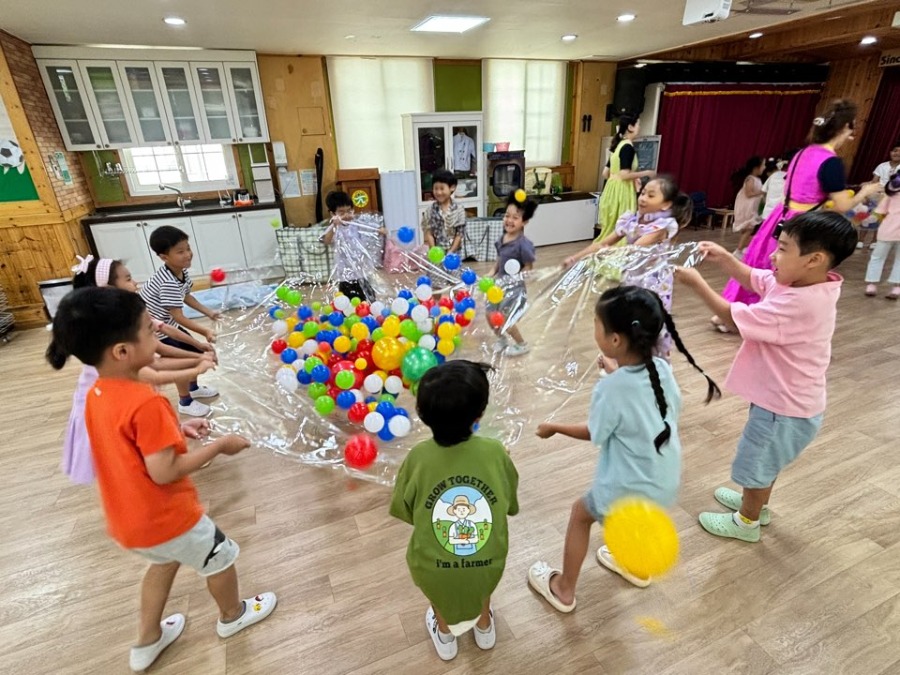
[864,171,900,299]
[714,100,881,329]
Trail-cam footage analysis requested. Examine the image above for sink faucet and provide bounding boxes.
[159,184,191,211]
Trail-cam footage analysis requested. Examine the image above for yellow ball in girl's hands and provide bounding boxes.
[514,188,527,203]
[604,497,679,580]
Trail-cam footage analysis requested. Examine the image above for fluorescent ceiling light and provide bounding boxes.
[561,34,578,42]
[84,43,203,50]
[411,15,489,33]
[860,36,878,45]
[634,63,646,68]
[749,32,764,39]
[163,17,186,26]
[617,13,636,23]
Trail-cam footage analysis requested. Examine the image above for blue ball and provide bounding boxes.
[362,316,379,331]
[454,301,466,313]
[393,407,409,418]
[364,395,378,405]
[311,364,331,383]
[280,348,298,364]
[429,306,441,318]
[398,289,413,300]
[462,297,477,311]
[268,306,280,319]
[381,308,392,318]
[434,352,446,364]
[461,269,477,285]
[378,426,395,442]
[417,275,432,287]
[437,314,455,325]
[296,370,312,385]
[443,253,461,271]
[336,391,356,409]
[398,226,415,244]
[298,306,313,320]
[375,401,396,419]
[328,312,344,327]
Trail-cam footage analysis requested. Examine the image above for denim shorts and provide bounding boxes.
[732,404,823,489]
[131,515,239,577]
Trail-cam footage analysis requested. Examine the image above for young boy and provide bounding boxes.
[140,225,220,416]
[488,192,537,357]
[390,360,519,661]
[676,211,858,542]
[320,190,383,301]
[422,169,467,255]
[47,288,276,672]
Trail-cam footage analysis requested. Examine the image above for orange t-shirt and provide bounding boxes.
[84,377,203,548]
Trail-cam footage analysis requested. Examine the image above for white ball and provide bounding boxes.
[363,411,385,433]
[416,319,433,334]
[271,320,288,337]
[301,339,319,356]
[370,301,385,316]
[410,304,429,322]
[291,358,306,372]
[333,295,352,313]
[364,373,384,394]
[418,334,437,351]
[388,415,411,437]
[415,284,433,301]
[384,375,403,395]
[391,297,410,316]
[275,367,298,392]
[504,259,521,276]
[351,389,364,403]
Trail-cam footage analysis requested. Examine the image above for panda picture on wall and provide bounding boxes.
[0,139,25,174]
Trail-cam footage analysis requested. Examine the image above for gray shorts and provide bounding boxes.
[732,404,823,489]
[131,515,240,577]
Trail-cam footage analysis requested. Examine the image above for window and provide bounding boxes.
[483,60,567,166]
[327,57,434,171]
[120,144,239,196]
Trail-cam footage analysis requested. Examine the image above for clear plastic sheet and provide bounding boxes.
[202,226,704,486]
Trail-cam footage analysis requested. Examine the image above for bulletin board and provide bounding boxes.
[0,94,39,202]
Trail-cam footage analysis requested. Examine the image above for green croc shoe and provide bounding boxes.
[713,487,771,526]
[699,512,760,543]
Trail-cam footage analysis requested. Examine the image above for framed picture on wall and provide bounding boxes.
[0,93,39,202]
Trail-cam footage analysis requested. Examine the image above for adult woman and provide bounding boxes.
[564,114,655,266]
[716,99,882,316]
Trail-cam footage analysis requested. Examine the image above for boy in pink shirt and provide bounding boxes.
[676,211,858,542]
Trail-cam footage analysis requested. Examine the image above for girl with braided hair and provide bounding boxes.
[527,287,719,611]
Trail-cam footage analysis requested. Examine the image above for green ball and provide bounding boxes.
[344,315,361,329]
[274,309,286,319]
[452,335,462,347]
[478,277,495,292]
[351,297,362,307]
[335,370,355,390]
[427,246,446,265]
[372,327,385,342]
[401,347,439,383]
[379,393,397,403]
[308,382,328,400]
[399,318,421,341]
[311,301,322,312]
[286,289,302,306]
[302,320,320,338]
[276,286,289,301]
[304,356,324,374]
[314,394,336,415]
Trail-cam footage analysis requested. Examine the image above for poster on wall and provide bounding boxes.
[0,94,39,202]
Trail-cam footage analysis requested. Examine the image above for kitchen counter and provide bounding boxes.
[82,199,285,225]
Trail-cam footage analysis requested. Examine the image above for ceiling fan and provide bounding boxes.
[736,0,855,15]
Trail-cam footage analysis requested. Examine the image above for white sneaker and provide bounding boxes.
[178,399,211,417]
[425,606,457,661]
[597,545,651,588]
[492,336,509,353]
[473,608,496,650]
[217,592,277,638]
[191,385,219,399]
[505,342,530,357]
[129,613,185,672]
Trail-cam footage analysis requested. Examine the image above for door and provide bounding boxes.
[78,61,137,148]
[37,59,103,150]
[237,209,282,268]
[142,217,205,275]
[118,62,172,146]
[156,63,204,145]
[413,123,447,203]
[224,63,269,142]
[190,63,238,144]
[191,213,247,272]
[91,221,156,281]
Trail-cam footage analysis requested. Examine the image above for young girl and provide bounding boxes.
[732,156,766,259]
[865,171,900,299]
[62,256,215,484]
[488,192,537,357]
[527,287,719,610]
[390,360,518,660]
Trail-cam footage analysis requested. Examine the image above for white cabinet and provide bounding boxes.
[237,210,282,267]
[92,220,157,280]
[142,217,205,276]
[118,62,172,146]
[37,60,104,150]
[402,112,484,218]
[224,63,268,143]
[191,213,247,271]
[78,61,138,148]
[155,63,205,146]
[190,63,239,144]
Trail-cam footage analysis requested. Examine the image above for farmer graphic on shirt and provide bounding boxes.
[446,495,480,556]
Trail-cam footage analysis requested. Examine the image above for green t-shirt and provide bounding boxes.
[389,435,519,625]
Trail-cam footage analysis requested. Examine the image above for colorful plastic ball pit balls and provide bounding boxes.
[271,339,288,355]
[427,246,446,265]
[210,268,226,283]
[344,434,378,469]
[461,268,477,285]
[397,226,416,244]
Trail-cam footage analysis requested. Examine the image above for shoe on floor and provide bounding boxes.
[473,608,496,650]
[699,512,760,543]
[714,487,771,526]
[888,287,900,300]
[527,561,576,613]
[425,606,458,661]
[597,545,651,588]
[492,336,509,354]
[217,592,277,638]
[129,613,185,672]
[505,342,530,357]
[866,284,878,297]
[191,385,219,399]
[178,399,211,417]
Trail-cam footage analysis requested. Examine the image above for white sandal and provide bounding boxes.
[527,561,576,613]
[597,546,651,588]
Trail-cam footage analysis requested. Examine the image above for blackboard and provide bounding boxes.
[633,135,662,172]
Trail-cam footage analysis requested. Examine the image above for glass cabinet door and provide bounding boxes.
[119,63,171,146]
[224,64,268,142]
[39,61,102,149]
[79,62,135,147]
[191,64,237,143]
[156,64,203,144]
[415,125,446,202]
[450,124,479,200]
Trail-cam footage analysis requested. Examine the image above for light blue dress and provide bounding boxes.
[584,357,682,520]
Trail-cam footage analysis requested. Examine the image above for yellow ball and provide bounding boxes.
[437,338,455,356]
[486,286,504,304]
[333,335,352,353]
[464,308,476,321]
[372,337,403,370]
[514,188,527,203]
[287,331,304,348]
[847,189,855,198]
[350,322,370,341]
[354,357,368,371]
[437,322,455,340]
[382,316,401,338]
[603,498,679,580]
[368,402,378,412]
[374,369,388,382]
[285,317,299,332]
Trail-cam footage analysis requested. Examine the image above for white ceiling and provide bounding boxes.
[0,0,881,60]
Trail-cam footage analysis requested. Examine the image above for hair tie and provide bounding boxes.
[631,319,641,328]
[71,254,94,275]
[94,259,113,288]
[813,117,826,127]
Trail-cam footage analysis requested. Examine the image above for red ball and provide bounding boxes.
[210,267,226,283]
[355,303,370,317]
[319,341,332,354]
[271,339,287,354]
[422,299,436,310]
[345,434,378,469]
[438,297,454,310]
[456,314,471,327]
[327,385,341,399]
[489,311,505,329]
[454,289,470,302]
[348,402,369,424]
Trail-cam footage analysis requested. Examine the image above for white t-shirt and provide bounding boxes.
[873,162,899,187]
[761,171,786,220]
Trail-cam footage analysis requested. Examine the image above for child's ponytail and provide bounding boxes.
[611,113,639,153]
[45,339,70,370]
[659,301,722,403]
[631,317,673,452]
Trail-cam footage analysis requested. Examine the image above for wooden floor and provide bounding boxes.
[2,230,899,675]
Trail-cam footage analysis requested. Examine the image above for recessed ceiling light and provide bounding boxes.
[860,35,878,45]
[344,34,356,39]
[561,34,578,42]
[411,15,490,33]
[749,32,764,39]
[634,63,647,68]
[163,17,186,26]
[617,13,636,23]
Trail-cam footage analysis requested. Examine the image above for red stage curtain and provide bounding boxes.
[656,84,821,208]
[849,67,900,183]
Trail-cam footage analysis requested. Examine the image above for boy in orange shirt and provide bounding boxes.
[47,287,276,672]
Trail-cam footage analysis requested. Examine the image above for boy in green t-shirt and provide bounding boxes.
[389,360,519,661]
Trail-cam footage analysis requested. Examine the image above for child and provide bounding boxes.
[139,225,220,416]
[421,169,467,255]
[488,192,537,357]
[865,170,900,299]
[528,287,718,610]
[390,360,519,661]
[47,287,276,672]
[320,190,384,301]
[63,256,217,484]
[675,211,857,542]
[760,153,794,222]
[732,156,767,259]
